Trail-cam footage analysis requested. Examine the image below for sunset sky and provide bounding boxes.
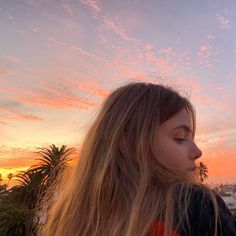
[0,0,236,184]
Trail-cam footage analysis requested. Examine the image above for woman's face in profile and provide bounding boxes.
[153,108,202,173]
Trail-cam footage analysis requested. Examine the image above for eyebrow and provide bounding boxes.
[173,125,194,137]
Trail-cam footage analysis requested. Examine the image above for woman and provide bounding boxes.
[39,82,236,236]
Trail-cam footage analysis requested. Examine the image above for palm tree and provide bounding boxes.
[13,170,44,209]
[11,144,75,207]
[29,144,76,189]
[0,170,45,236]
[0,144,76,236]
[198,162,208,182]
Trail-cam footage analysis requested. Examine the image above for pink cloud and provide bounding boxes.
[62,2,74,15]
[145,51,176,74]
[0,120,8,126]
[65,79,110,98]
[0,121,16,128]
[177,53,191,68]
[7,56,22,64]
[12,27,27,36]
[145,43,154,51]
[0,104,45,122]
[71,46,95,57]
[156,58,167,68]
[5,82,99,110]
[47,36,56,43]
[0,66,14,75]
[6,113,44,122]
[103,42,192,80]
[207,34,216,41]
[0,146,40,169]
[80,0,101,14]
[98,33,110,44]
[161,47,174,56]
[0,52,23,64]
[29,27,39,32]
[182,77,201,90]
[192,93,214,106]
[61,67,94,81]
[198,134,226,147]
[219,103,236,116]
[101,16,133,41]
[198,44,212,56]
[41,35,68,48]
[216,13,231,30]
[154,47,192,74]
[17,93,98,110]
[0,120,16,128]
[197,43,217,69]
[195,137,209,144]
[132,74,152,82]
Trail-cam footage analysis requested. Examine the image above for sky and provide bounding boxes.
[0,0,236,184]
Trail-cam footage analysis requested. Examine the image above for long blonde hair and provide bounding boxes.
[39,82,220,236]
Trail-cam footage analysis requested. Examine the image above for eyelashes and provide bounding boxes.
[174,138,187,143]
[174,137,195,143]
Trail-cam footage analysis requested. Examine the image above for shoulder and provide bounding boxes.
[173,183,214,208]
[173,184,214,235]
[175,183,236,236]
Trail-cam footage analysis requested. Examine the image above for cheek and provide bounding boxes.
[155,140,187,167]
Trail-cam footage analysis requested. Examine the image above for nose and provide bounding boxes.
[191,142,202,160]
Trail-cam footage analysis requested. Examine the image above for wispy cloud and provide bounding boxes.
[18,93,98,110]
[0,104,44,122]
[80,0,137,44]
[62,78,110,98]
[216,13,231,30]
[0,146,37,169]
[197,43,218,69]
[192,93,214,106]
[0,51,24,65]
[0,120,16,128]
[6,113,44,122]
[5,55,23,64]
[62,2,74,15]
[207,33,216,41]
[80,0,100,14]
[71,46,95,57]
[101,16,134,42]
[0,66,14,75]
[198,44,212,57]
[7,81,99,110]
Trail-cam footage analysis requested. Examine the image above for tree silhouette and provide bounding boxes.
[198,162,208,182]
[29,144,76,189]
[0,203,28,236]
[0,144,76,236]
[14,170,44,209]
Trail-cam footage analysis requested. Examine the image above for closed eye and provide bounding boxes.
[175,138,187,143]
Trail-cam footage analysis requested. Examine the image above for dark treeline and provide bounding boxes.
[0,144,76,236]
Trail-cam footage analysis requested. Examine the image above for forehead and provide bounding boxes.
[159,108,193,131]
